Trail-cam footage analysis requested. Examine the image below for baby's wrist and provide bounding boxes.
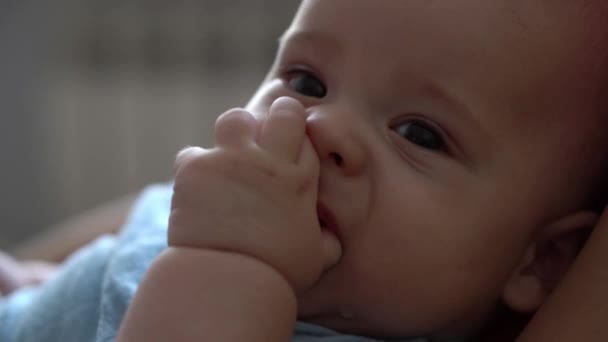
[164,246,298,296]
[121,246,297,341]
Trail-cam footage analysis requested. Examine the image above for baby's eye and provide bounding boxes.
[286,69,327,98]
[393,120,445,151]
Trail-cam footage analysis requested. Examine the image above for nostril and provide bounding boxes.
[330,152,344,167]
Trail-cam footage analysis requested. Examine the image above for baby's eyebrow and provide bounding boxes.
[278,30,343,58]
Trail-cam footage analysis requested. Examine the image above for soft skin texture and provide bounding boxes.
[168,98,342,293]
[118,248,299,342]
[242,0,608,338]
[120,97,342,342]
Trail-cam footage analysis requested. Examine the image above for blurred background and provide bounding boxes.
[0,0,299,250]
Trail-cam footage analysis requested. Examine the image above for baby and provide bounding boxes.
[2,0,608,341]
[118,0,608,340]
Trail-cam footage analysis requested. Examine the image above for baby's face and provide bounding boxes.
[246,0,607,338]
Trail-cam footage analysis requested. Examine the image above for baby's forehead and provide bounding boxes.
[292,1,607,94]
[291,1,607,106]
[290,0,607,155]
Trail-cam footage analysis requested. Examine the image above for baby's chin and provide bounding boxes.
[297,295,477,340]
[300,313,475,341]
[296,298,410,339]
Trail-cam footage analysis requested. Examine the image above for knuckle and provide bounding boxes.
[215,109,253,133]
[175,152,207,177]
[174,147,201,170]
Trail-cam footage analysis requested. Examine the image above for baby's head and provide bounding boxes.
[246,0,608,339]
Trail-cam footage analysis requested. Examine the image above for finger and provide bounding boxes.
[243,101,270,124]
[321,229,343,271]
[258,97,307,162]
[214,109,257,148]
[174,146,206,173]
[297,136,320,180]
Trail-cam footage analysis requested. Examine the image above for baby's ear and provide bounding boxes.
[501,211,598,313]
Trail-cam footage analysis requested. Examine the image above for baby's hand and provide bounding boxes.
[169,97,341,293]
[0,251,56,296]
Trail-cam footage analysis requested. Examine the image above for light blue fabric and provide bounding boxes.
[0,183,444,342]
[0,184,171,342]
[292,322,434,341]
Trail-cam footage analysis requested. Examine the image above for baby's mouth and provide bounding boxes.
[317,202,341,241]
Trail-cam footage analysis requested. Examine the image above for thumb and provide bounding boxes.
[321,230,342,271]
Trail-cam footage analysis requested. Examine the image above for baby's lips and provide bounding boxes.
[317,201,342,242]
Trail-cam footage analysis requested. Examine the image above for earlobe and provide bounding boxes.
[502,210,598,313]
[502,247,545,313]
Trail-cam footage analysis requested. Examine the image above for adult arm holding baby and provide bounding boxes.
[117,98,341,341]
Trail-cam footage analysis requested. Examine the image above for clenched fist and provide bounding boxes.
[169,97,342,294]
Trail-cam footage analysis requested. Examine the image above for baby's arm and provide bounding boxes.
[117,248,297,341]
[517,207,608,341]
[118,98,340,341]
[1,194,134,296]
[13,193,135,262]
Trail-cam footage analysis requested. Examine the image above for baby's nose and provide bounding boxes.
[306,109,366,175]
